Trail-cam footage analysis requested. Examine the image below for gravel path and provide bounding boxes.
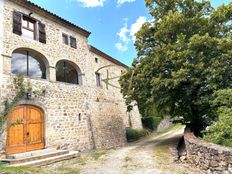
[39,127,205,174]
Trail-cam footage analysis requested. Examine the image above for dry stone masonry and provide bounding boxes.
[0,0,142,154]
[184,128,232,174]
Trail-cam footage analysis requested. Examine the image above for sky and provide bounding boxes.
[28,0,231,66]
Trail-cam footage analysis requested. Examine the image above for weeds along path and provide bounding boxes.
[38,125,202,174]
[1,125,204,174]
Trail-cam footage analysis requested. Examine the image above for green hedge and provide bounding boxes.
[142,116,162,131]
[126,128,150,142]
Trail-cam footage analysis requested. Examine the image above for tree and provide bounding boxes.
[120,0,232,134]
[203,89,232,147]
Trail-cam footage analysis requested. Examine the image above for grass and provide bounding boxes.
[0,159,82,174]
[0,149,107,174]
[138,123,184,141]
[152,125,186,174]
[0,124,186,174]
[0,166,42,174]
[153,140,185,174]
[76,155,87,165]
[54,164,80,174]
[91,150,107,160]
[157,123,184,134]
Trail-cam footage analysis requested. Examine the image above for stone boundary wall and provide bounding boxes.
[157,117,173,132]
[184,128,232,174]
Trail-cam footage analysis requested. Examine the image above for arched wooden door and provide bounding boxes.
[6,105,45,155]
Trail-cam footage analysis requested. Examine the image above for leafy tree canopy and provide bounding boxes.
[120,0,232,134]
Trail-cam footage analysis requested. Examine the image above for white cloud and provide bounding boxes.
[115,43,128,52]
[115,16,147,52]
[117,25,130,43]
[115,18,130,52]
[130,16,147,42]
[117,0,135,6]
[76,0,105,7]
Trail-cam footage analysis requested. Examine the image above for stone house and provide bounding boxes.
[0,0,142,155]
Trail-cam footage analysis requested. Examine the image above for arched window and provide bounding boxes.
[56,60,81,84]
[11,49,47,79]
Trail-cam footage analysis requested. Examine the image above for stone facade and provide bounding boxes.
[0,0,142,153]
[184,128,232,174]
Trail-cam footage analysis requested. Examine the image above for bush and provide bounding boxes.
[203,108,232,147]
[142,102,163,130]
[203,89,232,147]
[126,128,150,142]
[142,116,162,131]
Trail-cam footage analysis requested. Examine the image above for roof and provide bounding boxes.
[89,46,128,68]
[11,0,91,38]
[10,0,128,68]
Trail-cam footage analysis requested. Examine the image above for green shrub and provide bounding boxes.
[203,89,232,147]
[126,128,150,142]
[142,116,162,131]
[142,102,163,130]
[203,108,232,147]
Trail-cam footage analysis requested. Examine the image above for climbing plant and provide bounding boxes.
[0,74,33,133]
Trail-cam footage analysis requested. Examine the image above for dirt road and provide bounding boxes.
[36,126,203,174]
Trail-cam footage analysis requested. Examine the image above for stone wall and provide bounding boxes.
[184,128,232,174]
[0,0,4,112]
[157,116,172,132]
[0,0,142,153]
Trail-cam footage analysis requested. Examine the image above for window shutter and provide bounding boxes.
[13,11,22,35]
[70,36,77,49]
[39,22,46,44]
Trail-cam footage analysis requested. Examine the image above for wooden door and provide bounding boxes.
[6,105,44,155]
[26,106,45,152]
[6,106,26,155]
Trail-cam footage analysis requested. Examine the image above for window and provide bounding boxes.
[62,33,69,45]
[13,11,46,44]
[61,33,77,49]
[70,36,77,49]
[95,58,98,63]
[11,50,46,79]
[56,60,80,84]
[22,16,36,40]
[96,73,102,87]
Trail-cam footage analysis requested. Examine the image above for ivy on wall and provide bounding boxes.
[0,75,45,133]
[0,75,26,132]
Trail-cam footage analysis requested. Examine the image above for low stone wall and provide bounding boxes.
[184,128,232,174]
[157,116,172,132]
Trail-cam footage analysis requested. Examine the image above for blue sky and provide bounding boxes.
[29,0,231,66]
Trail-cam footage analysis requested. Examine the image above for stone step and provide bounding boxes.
[7,148,57,159]
[2,149,69,165]
[10,151,78,167]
